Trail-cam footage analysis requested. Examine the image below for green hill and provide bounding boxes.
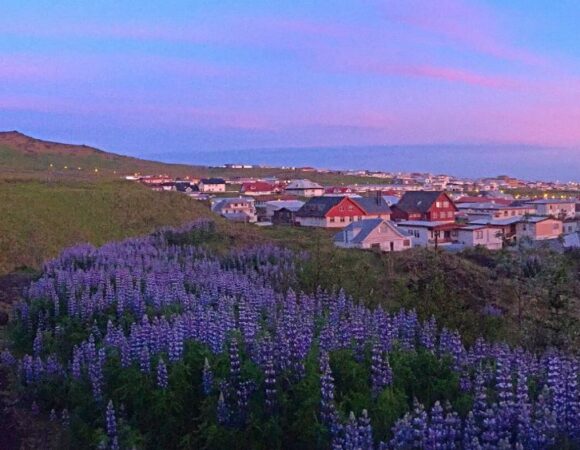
[0,179,214,274]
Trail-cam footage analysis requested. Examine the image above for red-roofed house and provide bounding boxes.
[241,181,276,196]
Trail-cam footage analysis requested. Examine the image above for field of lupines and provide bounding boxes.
[1,220,578,449]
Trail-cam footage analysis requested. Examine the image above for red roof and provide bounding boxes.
[241,181,275,193]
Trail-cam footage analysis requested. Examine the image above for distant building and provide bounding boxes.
[241,181,276,196]
[334,219,411,252]
[391,191,457,222]
[284,179,325,197]
[211,197,257,222]
[456,202,535,221]
[199,178,226,193]
[524,199,576,219]
[516,216,563,241]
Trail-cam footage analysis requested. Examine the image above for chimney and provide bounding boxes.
[376,190,382,205]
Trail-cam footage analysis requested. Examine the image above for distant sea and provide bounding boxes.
[148,145,580,182]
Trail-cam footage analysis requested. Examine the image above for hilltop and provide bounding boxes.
[0,131,204,180]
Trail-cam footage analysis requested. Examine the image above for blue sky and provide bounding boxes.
[1,0,580,163]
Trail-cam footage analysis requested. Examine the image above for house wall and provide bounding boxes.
[397,226,430,246]
[457,228,502,250]
[535,203,576,219]
[359,227,411,251]
[517,219,562,240]
[201,183,226,192]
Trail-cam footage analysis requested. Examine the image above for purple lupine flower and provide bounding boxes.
[390,413,414,449]
[157,358,168,389]
[371,342,392,398]
[202,357,213,396]
[61,408,70,427]
[425,401,445,449]
[358,409,373,450]
[32,330,43,356]
[319,352,336,427]
[217,391,230,425]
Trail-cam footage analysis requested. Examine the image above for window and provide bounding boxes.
[330,217,335,223]
[348,216,352,222]
[476,231,483,239]
[340,217,345,223]
[443,201,449,207]
[503,211,508,216]
[348,205,353,210]
[432,212,438,219]
[339,206,344,211]
[403,239,410,246]
[435,201,441,208]
[553,223,560,230]
[448,211,453,218]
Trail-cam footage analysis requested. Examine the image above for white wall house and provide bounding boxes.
[199,178,226,193]
[396,221,460,247]
[457,225,503,250]
[284,179,325,197]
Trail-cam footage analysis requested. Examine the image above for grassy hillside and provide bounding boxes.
[0,131,392,185]
[0,179,213,274]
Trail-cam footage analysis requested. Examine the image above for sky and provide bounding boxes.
[1,0,580,174]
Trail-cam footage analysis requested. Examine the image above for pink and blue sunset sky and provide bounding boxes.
[1,0,580,160]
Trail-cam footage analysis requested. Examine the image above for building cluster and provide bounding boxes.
[130,171,580,253]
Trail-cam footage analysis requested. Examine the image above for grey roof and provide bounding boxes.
[353,197,392,215]
[525,199,575,205]
[265,200,305,211]
[333,219,404,244]
[394,191,455,214]
[285,179,323,190]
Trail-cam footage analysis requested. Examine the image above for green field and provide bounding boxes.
[0,179,212,274]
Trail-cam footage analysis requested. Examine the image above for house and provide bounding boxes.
[563,219,579,235]
[272,204,304,225]
[263,200,305,219]
[284,179,325,197]
[457,225,503,250]
[199,178,226,193]
[211,197,257,222]
[175,181,197,194]
[396,221,461,247]
[240,181,275,196]
[456,202,535,221]
[334,219,412,252]
[468,217,521,244]
[524,199,576,219]
[516,216,563,241]
[391,191,457,222]
[295,196,391,228]
[325,186,356,196]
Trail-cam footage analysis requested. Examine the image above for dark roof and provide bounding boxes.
[395,191,453,214]
[352,197,391,215]
[296,196,344,218]
[201,178,225,184]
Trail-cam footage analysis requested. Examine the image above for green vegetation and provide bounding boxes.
[0,179,212,274]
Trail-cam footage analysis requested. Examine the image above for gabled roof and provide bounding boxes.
[296,196,344,217]
[352,197,392,215]
[333,219,405,244]
[395,191,456,214]
[285,179,324,190]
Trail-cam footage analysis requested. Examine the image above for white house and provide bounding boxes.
[211,197,257,222]
[199,178,226,193]
[396,221,461,247]
[333,219,412,252]
[457,225,503,250]
[284,179,325,197]
[515,216,563,241]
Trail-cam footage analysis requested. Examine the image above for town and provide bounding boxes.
[131,165,580,253]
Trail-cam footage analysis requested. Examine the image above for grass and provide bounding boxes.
[0,179,213,274]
